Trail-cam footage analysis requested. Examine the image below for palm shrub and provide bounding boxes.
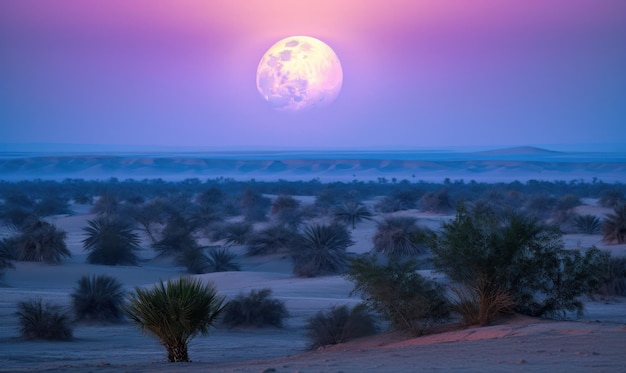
[153,213,198,257]
[123,277,225,363]
[71,275,126,322]
[599,188,626,208]
[419,189,453,213]
[573,214,602,235]
[16,298,73,340]
[333,200,373,229]
[291,223,354,277]
[270,194,302,229]
[245,225,297,256]
[305,303,377,350]
[372,216,427,258]
[221,288,288,328]
[346,254,449,334]
[83,215,141,265]
[210,222,253,246]
[11,219,70,263]
[206,247,240,272]
[602,205,626,244]
[430,206,608,319]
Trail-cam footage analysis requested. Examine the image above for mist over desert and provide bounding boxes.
[1,147,625,372]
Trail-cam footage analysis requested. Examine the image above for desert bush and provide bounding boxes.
[8,218,70,263]
[16,298,73,340]
[596,253,626,297]
[599,188,626,208]
[291,223,353,277]
[430,206,608,318]
[240,189,270,222]
[176,246,209,274]
[448,274,515,326]
[522,193,556,220]
[371,216,428,258]
[333,200,373,229]
[221,288,288,328]
[71,275,126,322]
[270,194,302,229]
[206,247,240,272]
[573,214,602,234]
[33,195,71,217]
[346,255,449,334]
[305,303,377,350]
[0,239,15,281]
[152,212,198,257]
[123,277,225,362]
[91,193,120,215]
[82,215,141,265]
[245,225,297,256]
[419,189,453,213]
[125,197,171,244]
[602,205,626,244]
[210,221,253,245]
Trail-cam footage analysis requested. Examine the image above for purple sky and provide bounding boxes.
[1,0,625,150]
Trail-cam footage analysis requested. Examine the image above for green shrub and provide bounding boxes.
[71,275,126,322]
[221,288,288,328]
[430,206,608,319]
[448,274,515,326]
[123,277,225,362]
[346,255,449,334]
[16,298,73,340]
[305,303,377,350]
[291,223,353,277]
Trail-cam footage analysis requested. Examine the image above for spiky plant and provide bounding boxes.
[371,216,427,258]
[573,214,602,235]
[175,246,209,274]
[13,219,70,263]
[333,200,373,229]
[602,205,626,244]
[82,215,141,265]
[16,298,73,340]
[71,275,126,322]
[221,288,288,328]
[305,303,377,350]
[245,225,297,256]
[123,277,225,362]
[210,222,253,246]
[206,247,240,272]
[291,223,354,277]
[596,253,626,296]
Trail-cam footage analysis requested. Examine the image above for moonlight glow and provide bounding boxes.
[256,36,343,112]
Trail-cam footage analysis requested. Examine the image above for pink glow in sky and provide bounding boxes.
[1,0,625,149]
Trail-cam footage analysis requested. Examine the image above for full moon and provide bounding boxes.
[256,36,343,112]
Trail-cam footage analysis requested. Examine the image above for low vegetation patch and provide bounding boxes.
[221,288,288,328]
[306,303,377,350]
[16,298,73,341]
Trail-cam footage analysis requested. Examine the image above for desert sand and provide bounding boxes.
[1,199,625,373]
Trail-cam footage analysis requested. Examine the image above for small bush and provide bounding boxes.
[597,253,626,297]
[371,216,428,258]
[245,225,297,256]
[176,246,209,274]
[82,215,141,265]
[291,223,353,277]
[16,298,73,340]
[448,274,515,326]
[11,219,70,263]
[221,288,288,328]
[71,275,126,322]
[346,255,449,334]
[210,222,253,246]
[306,303,377,350]
[573,214,602,235]
[206,247,241,272]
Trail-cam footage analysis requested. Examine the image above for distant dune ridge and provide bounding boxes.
[0,146,624,182]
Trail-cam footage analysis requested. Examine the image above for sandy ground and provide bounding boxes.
[1,200,625,372]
